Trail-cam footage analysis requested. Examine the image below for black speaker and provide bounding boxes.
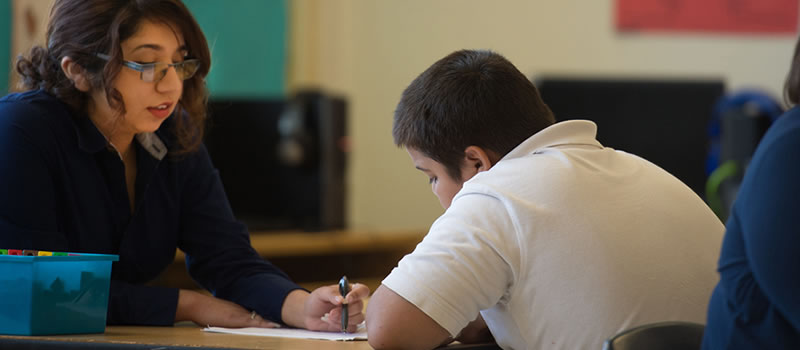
[536,77,725,197]
[204,91,347,231]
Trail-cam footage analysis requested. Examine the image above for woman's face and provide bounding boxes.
[89,19,187,139]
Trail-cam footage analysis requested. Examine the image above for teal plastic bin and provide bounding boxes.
[0,253,118,335]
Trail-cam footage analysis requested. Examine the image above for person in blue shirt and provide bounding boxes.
[702,39,800,348]
[0,0,368,330]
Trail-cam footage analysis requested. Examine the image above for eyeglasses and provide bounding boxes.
[95,53,201,83]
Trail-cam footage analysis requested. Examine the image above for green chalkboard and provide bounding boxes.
[0,0,10,96]
[184,0,287,98]
[0,1,286,98]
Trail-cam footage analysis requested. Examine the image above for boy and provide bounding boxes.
[366,50,724,349]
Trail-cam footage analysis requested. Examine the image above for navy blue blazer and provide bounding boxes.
[0,90,301,326]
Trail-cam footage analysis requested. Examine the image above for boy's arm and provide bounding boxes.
[367,193,516,349]
[366,285,452,350]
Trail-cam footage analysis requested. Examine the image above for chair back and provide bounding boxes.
[602,321,705,350]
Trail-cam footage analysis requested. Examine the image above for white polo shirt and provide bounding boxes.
[382,120,724,349]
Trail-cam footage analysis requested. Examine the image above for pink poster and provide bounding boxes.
[616,0,799,34]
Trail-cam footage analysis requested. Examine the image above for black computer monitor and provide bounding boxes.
[204,99,294,230]
[204,94,347,231]
[536,77,725,197]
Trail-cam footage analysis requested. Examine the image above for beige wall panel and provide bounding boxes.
[289,0,798,232]
[10,0,53,91]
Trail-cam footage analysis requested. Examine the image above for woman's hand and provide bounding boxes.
[281,283,370,332]
[175,289,280,328]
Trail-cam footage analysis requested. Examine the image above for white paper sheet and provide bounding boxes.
[203,323,367,341]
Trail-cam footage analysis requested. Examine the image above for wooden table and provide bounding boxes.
[0,231,505,350]
[0,325,500,349]
[0,324,373,349]
[176,229,426,260]
[153,229,426,292]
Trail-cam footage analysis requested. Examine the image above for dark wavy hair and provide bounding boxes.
[393,49,555,181]
[15,0,211,154]
[785,35,800,106]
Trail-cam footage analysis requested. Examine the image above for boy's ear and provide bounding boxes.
[60,56,92,92]
[461,145,495,179]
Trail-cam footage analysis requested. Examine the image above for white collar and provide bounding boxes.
[135,132,168,160]
[502,120,603,161]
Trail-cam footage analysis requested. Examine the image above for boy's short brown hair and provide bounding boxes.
[393,50,555,181]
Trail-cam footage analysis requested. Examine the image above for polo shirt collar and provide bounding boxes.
[502,120,603,161]
[136,132,168,160]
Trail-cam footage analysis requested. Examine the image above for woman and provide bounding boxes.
[702,38,800,347]
[0,0,367,330]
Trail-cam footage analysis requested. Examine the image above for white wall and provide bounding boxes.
[296,0,799,232]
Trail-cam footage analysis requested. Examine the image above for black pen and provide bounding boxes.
[339,275,350,333]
